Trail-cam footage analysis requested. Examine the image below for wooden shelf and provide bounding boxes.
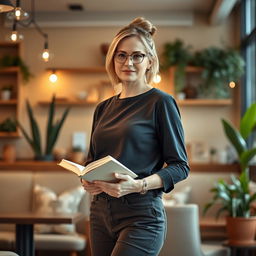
[0,42,19,47]
[0,99,17,105]
[0,67,19,74]
[0,131,20,138]
[0,160,63,171]
[189,163,240,173]
[38,100,97,106]
[176,99,232,106]
[0,161,240,172]
[0,42,21,139]
[46,66,106,73]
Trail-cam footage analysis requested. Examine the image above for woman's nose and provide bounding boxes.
[124,55,133,65]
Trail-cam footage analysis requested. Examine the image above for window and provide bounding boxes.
[241,0,256,147]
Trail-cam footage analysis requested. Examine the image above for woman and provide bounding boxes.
[82,17,189,256]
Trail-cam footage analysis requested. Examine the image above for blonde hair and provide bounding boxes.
[106,17,159,86]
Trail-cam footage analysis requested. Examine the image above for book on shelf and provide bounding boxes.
[58,155,138,182]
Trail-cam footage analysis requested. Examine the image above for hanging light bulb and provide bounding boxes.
[7,0,29,21]
[41,40,53,62]
[7,7,29,21]
[49,70,58,83]
[153,73,162,84]
[0,0,14,13]
[6,21,23,42]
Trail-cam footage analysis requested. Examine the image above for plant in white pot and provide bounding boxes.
[204,102,256,245]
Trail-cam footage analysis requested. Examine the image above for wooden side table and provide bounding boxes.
[223,241,256,256]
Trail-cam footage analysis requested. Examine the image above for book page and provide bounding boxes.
[58,159,85,176]
[84,155,111,172]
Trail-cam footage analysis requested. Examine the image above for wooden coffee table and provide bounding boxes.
[0,212,82,256]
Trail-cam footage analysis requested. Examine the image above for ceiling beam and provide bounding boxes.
[209,0,238,25]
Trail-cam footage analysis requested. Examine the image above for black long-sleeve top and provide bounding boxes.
[85,88,189,193]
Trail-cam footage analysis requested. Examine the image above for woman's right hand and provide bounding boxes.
[81,179,103,195]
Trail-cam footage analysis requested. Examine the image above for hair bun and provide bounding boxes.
[130,17,157,36]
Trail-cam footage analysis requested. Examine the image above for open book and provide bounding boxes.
[58,155,138,182]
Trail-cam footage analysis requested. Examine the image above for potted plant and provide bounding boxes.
[1,85,13,100]
[193,47,245,98]
[0,118,17,132]
[204,103,256,245]
[0,55,33,83]
[16,95,70,161]
[162,40,245,99]
[162,39,192,93]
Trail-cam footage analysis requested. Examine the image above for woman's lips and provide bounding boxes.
[122,70,135,74]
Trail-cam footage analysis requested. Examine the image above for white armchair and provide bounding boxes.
[159,204,230,256]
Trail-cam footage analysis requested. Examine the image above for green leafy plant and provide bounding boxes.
[162,39,192,92]
[0,55,33,83]
[16,95,70,160]
[1,84,13,91]
[193,47,245,98]
[0,118,16,132]
[162,40,245,98]
[204,103,256,218]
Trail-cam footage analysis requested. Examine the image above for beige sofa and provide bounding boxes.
[0,171,91,256]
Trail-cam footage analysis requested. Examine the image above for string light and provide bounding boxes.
[229,81,236,88]
[5,0,53,62]
[49,70,58,83]
[7,21,23,42]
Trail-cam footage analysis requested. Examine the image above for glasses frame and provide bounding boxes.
[114,51,147,64]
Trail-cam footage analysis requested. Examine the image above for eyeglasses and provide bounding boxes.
[114,52,147,64]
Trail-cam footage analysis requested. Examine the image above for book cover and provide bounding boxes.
[58,155,138,182]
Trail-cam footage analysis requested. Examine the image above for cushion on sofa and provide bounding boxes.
[33,184,85,234]
[35,233,86,250]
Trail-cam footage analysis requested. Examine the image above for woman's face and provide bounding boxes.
[114,36,151,84]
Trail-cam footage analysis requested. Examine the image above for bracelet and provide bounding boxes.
[140,179,148,194]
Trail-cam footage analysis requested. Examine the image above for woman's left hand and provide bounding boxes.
[93,173,142,198]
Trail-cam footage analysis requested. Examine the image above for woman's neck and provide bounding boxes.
[119,81,153,99]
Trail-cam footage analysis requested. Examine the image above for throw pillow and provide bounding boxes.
[162,186,191,207]
[33,184,85,234]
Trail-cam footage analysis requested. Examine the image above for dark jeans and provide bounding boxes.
[90,191,166,256]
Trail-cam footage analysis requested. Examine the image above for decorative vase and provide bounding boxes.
[3,144,16,162]
[226,216,256,245]
[1,90,11,100]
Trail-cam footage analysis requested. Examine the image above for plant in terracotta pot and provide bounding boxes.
[16,94,70,161]
[204,102,256,245]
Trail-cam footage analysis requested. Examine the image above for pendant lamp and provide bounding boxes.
[0,0,14,13]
